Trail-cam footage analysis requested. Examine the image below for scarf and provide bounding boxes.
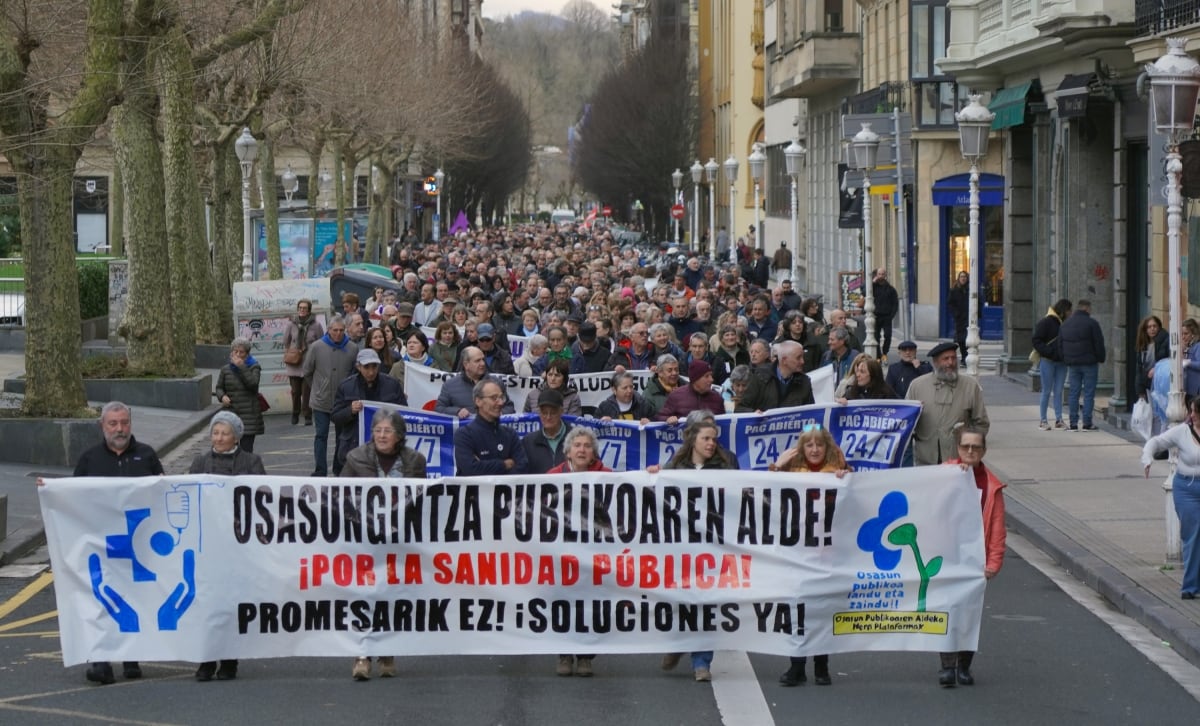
[321,332,350,350]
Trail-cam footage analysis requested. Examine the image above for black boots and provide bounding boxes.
[938,652,974,687]
[778,655,831,686]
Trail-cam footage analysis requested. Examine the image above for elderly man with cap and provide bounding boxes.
[521,388,574,473]
[467,323,516,375]
[391,301,420,343]
[656,360,725,424]
[330,348,406,475]
[905,341,990,465]
[570,321,610,374]
[886,340,932,398]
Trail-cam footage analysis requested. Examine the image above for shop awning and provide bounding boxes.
[1055,73,1094,119]
[932,172,1005,207]
[988,82,1034,130]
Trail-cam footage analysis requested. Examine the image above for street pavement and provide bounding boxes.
[0,341,1199,679]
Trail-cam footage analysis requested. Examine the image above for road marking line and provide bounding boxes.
[1009,533,1200,700]
[0,609,57,632]
[0,571,53,621]
[0,702,183,725]
[0,630,58,639]
[711,650,774,726]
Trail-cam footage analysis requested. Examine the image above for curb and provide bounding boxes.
[0,405,220,567]
[1005,497,1200,669]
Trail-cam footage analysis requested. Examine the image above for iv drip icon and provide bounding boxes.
[165,490,190,543]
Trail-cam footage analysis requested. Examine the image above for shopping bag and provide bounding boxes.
[1131,397,1153,441]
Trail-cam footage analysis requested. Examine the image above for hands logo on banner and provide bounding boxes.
[856,491,943,613]
[88,482,222,633]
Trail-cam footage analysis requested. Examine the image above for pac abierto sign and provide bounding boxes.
[359,399,921,476]
[40,466,984,665]
[232,278,331,410]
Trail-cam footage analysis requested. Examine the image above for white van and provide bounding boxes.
[550,209,576,227]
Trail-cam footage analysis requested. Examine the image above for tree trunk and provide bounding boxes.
[209,137,235,339]
[13,145,88,415]
[110,164,124,256]
[333,142,347,267]
[259,137,282,279]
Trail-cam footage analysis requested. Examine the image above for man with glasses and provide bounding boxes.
[607,323,654,372]
[454,379,527,476]
[302,314,358,476]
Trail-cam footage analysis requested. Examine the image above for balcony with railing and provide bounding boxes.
[768,1,861,99]
[1136,0,1200,37]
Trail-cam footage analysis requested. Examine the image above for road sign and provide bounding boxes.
[602,206,612,217]
[670,204,685,220]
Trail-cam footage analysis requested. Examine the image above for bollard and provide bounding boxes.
[1164,475,1181,562]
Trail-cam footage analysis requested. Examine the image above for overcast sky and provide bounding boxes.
[482,0,608,20]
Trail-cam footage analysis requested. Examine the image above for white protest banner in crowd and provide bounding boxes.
[361,400,921,476]
[402,361,655,414]
[41,467,984,665]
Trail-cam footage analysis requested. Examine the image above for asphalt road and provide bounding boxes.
[1,417,1197,724]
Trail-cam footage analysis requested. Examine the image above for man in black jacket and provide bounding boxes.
[736,341,815,412]
[70,401,164,686]
[331,349,406,474]
[872,268,899,357]
[1058,299,1106,431]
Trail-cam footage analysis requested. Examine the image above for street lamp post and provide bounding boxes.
[784,140,806,283]
[433,168,445,242]
[281,164,299,205]
[318,168,333,208]
[234,127,258,282]
[672,168,683,246]
[955,97,996,377]
[852,123,880,358]
[690,160,703,253]
[748,143,766,272]
[724,154,739,266]
[704,158,719,261]
[1146,38,1200,562]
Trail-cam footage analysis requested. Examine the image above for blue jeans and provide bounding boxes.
[1066,364,1098,427]
[1038,359,1067,422]
[1174,473,1200,596]
[312,409,332,475]
[690,651,713,670]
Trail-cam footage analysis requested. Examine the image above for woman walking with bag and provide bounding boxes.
[282,298,323,425]
[1032,298,1071,430]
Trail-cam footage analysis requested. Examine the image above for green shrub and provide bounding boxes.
[77,261,108,320]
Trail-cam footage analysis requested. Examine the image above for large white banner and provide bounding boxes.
[41,468,985,665]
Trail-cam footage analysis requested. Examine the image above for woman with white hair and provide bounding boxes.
[188,411,265,682]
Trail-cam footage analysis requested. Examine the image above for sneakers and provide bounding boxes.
[1080,424,1098,431]
[556,655,574,676]
[694,667,712,682]
[575,657,593,677]
[86,662,115,685]
[1038,420,1050,430]
[377,657,396,678]
[1054,420,1067,430]
[352,657,371,681]
[661,653,682,671]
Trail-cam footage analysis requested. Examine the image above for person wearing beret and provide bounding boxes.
[905,341,990,465]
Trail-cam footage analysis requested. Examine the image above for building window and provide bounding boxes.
[765,143,790,218]
[915,80,964,128]
[911,0,959,128]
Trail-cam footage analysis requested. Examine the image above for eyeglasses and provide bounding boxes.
[478,394,505,401]
[957,443,984,452]
[802,423,822,432]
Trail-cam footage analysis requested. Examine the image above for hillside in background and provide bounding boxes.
[484,4,619,148]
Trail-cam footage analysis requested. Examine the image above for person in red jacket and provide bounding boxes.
[656,360,725,424]
[939,424,1006,688]
[547,427,612,678]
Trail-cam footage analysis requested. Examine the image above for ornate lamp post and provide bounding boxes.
[690,160,703,253]
[281,164,299,205]
[723,154,739,265]
[433,168,445,242]
[234,127,258,282]
[748,143,766,269]
[955,97,996,377]
[1148,38,1200,427]
[671,168,683,246]
[784,139,806,283]
[851,123,880,358]
[704,158,719,260]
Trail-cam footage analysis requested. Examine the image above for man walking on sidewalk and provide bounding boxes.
[1059,299,1106,431]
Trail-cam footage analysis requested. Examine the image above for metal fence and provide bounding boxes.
[1136,0,1200,37]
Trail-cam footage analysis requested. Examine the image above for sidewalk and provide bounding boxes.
[1,346,1198,669]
